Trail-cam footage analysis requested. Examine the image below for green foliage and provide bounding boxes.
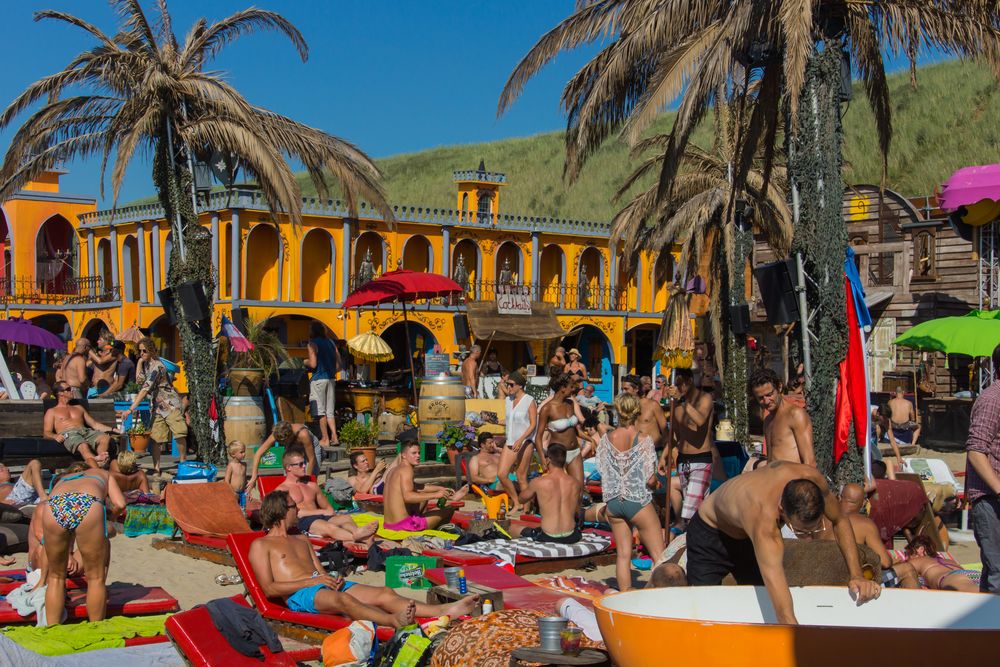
[339,419,379,451]
[122,381,141,395]
[723,225,753,445]
[228,312,290,380]
[126,419,150,436]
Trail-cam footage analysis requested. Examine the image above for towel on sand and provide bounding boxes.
[2,613,169,656]
[164,481,249,537]
[452,533,611,562]
[351,513,458,541]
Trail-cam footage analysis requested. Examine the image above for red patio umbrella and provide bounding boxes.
[343,269,464,406]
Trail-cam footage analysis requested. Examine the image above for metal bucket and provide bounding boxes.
[537,616,568,652]
[443,566,462,591]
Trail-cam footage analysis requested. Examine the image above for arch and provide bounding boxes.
[377,320,437,380]
[163,232,173,280]
[452,239,481,297]
[402,234,433,273]
[97,238,113,292]
[30,313,71,345]
[625,322,661,376]
[539,244,566,306]
[149,314,180,362]
[616,253,638,311]
[121,235,140,302]
[353,231,386,287]
[577,247,604,309]
[35,214,77,293]
[81,317,111,345]
[461,193,469,213]
[495,241,523,285]
[0,207,10,291]
[301,228,335,302]
[560,323,615,403]
[245,224,280,301]
[477,190,494,220]
[652,252,675,312]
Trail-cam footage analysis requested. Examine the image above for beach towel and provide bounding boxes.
[6,578,49,626]
[124,504,174,537]
[451,532,610,562]
[0,634,179,667]
[351,512,458,541]
[531,576,613,601]
[2,613,170,656]
[164,481,249,537]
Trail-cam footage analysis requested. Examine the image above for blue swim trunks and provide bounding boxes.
[286,581,355,614]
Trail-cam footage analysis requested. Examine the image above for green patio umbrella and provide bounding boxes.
[894,309,1000,357]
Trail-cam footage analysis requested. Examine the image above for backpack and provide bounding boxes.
[325,477,356,505]
[372,626,439,667]
[317,542,351,577]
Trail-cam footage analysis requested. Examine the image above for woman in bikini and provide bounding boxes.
[536,373,588,486]
[904,535,980,592]
[597,394,664,591]
[39,463,125,624]
[564,348,589,385]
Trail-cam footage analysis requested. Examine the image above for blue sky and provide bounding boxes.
[0,1,949,206]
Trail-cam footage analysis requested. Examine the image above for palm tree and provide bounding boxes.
[0,1,394,462]
[611,95,792,443]
[500,0,999,478]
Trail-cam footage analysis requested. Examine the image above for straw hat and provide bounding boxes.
[715,419,737,443]
[568,348,581,357]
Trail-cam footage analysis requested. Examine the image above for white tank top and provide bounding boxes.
[506,393,533,443]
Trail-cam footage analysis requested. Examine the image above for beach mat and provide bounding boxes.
[451,532,611,563]
[351,512,459,541]
[165,481,249,537]
[2,613,169,655]
[166,595,320,666]
[0,583,178,624]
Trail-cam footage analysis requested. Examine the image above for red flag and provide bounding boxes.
[833,277,869,463]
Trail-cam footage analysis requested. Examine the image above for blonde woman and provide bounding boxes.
[597,394,664,591]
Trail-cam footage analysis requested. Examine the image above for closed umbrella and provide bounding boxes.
[0,318,66,350]
[117,325,144,344]
[343,268,464,406]
[894,309,1000,358]
[655,285,694,369]
[348,331,394,362]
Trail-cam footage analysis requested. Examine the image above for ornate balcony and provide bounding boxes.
[0,276,120,305]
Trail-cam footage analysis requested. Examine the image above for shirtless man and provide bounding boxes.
[659,368,717,529]
[43,382,115,468]
[829,483,918,589]
[887,386,921,447]
[514,444,583,543]
[0,460,47,509]
[247,421,320,493]
[903,535,979,593]
[548,346,567,377]
[276,451,377,543]
[383,441,468,531]
[62,339,92,400]
[88,335,117,397]
[687,461,880,625]
[536,374,587,485]
[250,490,478,628]
[750,368,815,466]
[468,432,502,491]
[348,451,387,495]
[461,346,481,399]
[621,375,667,445]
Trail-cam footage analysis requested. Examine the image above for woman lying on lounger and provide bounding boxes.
[904,536,980,593]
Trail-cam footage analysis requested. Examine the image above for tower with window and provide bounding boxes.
[454,159,507,223]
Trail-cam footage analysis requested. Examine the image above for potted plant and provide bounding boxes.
[437,423,476,466]
[122,380,141,402]
[227,313,289,396]
[340,419,379,468]
[127,419,151,454]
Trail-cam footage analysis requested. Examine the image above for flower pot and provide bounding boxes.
[446,447,457,466]
[129,433,151,454]
[349,446,377,469]
[229,368,265,396]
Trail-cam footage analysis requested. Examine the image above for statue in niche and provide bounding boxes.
[357,248,376,286]
[453,254,470,292]
[579,263,591,308]
[499,257,514,285]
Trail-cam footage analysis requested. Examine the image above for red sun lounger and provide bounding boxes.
[425,564,530,590]
[0,582,179,623]
[226,531,396,642]
[0,569,86,595]
[166,594,321,666]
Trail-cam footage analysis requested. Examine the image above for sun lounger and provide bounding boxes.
[0,582,178,624]
[154,481,252,565]
[427,565,578,614]
[226,531,396,644]
[0,568,85,595]
[165,594,321,666]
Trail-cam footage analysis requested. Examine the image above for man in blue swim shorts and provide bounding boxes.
[250,490,480,628]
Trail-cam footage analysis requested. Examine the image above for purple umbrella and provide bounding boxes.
[940,164,1000,210]
[0,318,67,350]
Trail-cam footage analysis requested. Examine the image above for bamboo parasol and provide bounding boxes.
[116,324,144,344]
[656,285,695,369]
[347,331,394,363]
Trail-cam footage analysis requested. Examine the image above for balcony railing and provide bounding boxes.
[0,276,120,305]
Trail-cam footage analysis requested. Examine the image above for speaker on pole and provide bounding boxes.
[729,304,751,335]
[753,259,800,325]
[231,306,250,331]
[453,313,470,341]
[157,287,179,325]
[175,280,210,322]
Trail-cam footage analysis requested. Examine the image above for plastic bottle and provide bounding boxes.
[458,569,467,594]
[482,599,493,614]
[498,504,507,521]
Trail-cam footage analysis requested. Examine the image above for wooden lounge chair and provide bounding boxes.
[226,531,396,644]
[165,594,321,666]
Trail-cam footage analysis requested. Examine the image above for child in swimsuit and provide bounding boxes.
[225,441,248,510]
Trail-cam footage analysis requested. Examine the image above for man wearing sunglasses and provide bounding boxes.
[43,383,116,468]
[685,460,880,625]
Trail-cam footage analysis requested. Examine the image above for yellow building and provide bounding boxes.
[2,164,675,403]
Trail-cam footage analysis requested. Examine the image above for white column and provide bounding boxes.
[442,225,451,278]
[87,230,96,278]
[151,221,161,303]
[137,223,148,303]
[340,218,352,302]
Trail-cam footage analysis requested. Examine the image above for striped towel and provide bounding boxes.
[451,532,610,562]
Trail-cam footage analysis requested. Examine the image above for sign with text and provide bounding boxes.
[424,353,451,377]
[496,285,532,315]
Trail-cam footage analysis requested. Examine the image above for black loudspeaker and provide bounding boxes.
[270,368,309,399]
[453,313,470,340]
[157,287,179,325]
[753,259,800,325]
[175,280,210,322]
[231,306,250,331]
[729,304,751,335]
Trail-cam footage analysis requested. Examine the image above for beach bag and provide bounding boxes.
[325,477,356,505]
[373,626,435,667]
[323,620,376,667]
[175,461,217,482]
[317,541,352,576]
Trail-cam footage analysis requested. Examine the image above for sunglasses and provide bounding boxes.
[286,460,307,468]
[138,349,149,353]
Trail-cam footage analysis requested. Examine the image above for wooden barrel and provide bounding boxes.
[223,396,267,447]
[417,374,466,444]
